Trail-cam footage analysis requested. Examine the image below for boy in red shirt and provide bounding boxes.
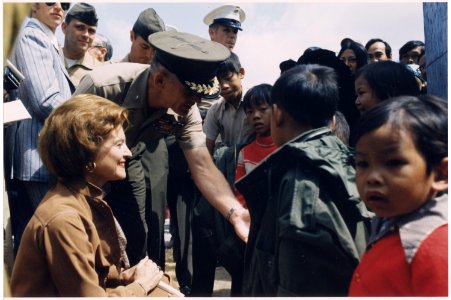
[234,84,277,207]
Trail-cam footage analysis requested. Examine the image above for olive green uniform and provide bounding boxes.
[74,62,205,266]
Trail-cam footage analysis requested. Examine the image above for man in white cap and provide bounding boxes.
[199,4,246,116]
[203,4,245,51]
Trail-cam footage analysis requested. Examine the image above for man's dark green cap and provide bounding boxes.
[132,8,165,40]
[149,31,231,99]
[66,3,98,26]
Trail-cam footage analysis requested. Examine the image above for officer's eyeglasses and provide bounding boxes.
[45,3,71,11]
[89,45,104,50]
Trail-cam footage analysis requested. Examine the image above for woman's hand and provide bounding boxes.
[120,265,137,285]
[131,257,164,293]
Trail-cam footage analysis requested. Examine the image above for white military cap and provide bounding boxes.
[165,24,178,32]
[203,5,246,31]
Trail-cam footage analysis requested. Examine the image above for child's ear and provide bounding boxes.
[239,67,245,79]
[272,104,283,127]
[328,115,337,131]
[432,157,448,192]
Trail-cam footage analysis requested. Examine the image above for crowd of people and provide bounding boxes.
[3,2,447,297]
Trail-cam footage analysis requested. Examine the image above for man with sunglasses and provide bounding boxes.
[5,2,74,255]
[61,2,99,87]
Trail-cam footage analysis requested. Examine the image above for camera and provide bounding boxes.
[4,59,25,91]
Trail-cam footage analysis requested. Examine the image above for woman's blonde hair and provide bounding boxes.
[38,94,128,182]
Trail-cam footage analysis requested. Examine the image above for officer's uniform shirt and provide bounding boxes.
[74,62,205,149]
[65,51,100,87]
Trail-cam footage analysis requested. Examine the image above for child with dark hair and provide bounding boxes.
[234,84,277,207]
[354,60,420,114]
[203,52,254,155]
[349,95,448,296]
[297,47,360,143]
[236,64,373,296]
[216,51,242,78]
[329,111,351,145]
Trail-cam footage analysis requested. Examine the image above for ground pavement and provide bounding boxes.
[164,219,232,297]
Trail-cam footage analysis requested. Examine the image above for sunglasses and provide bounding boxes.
[45,3,71,11]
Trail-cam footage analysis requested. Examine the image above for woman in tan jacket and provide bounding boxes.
[10,95,165,296]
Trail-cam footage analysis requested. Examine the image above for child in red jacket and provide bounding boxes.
[234,84,277,207]
[349,95,448,296]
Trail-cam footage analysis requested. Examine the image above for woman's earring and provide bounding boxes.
[85,162,96,173]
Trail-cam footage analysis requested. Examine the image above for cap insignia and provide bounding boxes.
[170,36,208,53]
[185,77,219,96]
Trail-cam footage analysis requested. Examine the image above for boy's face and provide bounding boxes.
[245,102,272,136]
[355,124,439,218]
[219,70,244,102]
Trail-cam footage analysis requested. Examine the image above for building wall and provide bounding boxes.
[423,2,448,100]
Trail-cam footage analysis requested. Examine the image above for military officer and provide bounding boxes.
[121,8,166,64]
[61,2,99,87]
[88,33,113,62]
[74,32,250,267]
[199,5,246,116]
[203,4,246,51]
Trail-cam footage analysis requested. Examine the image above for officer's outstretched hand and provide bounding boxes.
[229,206,250,243]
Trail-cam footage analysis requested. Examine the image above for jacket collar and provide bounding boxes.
[27,18,60,59]
[26,18,74,92]
[286,126,332,145]
[368,193,448,263]
[66,51,99,70]
[28,18,58,46]
[62,179,104,202]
